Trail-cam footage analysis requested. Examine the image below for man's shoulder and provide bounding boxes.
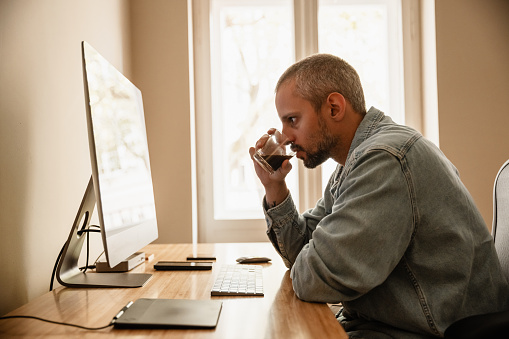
[357,122,422,159]
[353,108,422,156]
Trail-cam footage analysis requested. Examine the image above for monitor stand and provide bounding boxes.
[56,176,152,288]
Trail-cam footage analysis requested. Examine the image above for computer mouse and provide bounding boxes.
[236,256,272,264]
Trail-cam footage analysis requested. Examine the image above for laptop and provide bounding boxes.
[113,298,222,329]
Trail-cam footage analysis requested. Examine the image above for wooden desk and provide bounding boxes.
[0,243,347,338]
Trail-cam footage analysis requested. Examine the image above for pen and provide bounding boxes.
[113,301,134,321]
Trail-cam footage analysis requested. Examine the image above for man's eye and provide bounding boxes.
[288,117,296,124]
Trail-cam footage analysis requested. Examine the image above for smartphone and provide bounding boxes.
[186,255,216,261]
[153,261,213,271]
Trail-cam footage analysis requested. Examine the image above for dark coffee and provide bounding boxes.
[262,155,293,171]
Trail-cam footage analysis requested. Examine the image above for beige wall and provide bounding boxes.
[0,0,192,316]
[129,0,194,245]
[127,0,194,243]
[1,0,508,317]
[434,0,509,230]
[0,0,131,317]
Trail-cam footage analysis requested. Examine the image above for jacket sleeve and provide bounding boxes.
[269,150,415,303]
[264,186,330,268]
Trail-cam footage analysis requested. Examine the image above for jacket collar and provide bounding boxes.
[347,106,386,158]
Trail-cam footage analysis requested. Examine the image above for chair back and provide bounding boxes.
[493,160,509,282]
[443,161,509,339]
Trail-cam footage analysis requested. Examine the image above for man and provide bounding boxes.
[249,54,509,338]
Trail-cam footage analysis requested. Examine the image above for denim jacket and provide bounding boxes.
[263,107,509,338]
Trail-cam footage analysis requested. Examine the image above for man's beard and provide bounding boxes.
[291,119,340,169]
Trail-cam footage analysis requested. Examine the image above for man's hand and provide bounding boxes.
[249,129,292,207]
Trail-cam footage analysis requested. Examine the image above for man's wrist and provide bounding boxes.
[264,197,279,209]
[264,184,289,209]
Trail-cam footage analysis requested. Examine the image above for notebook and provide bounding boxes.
[113,298,222,329]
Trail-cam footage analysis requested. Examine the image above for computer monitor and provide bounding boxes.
[56,41,158,288]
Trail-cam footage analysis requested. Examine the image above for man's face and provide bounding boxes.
[275,81,340,169]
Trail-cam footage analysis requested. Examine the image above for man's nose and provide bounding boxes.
[281,127,294,143]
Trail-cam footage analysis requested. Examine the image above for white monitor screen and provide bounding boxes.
[82,41,158,267]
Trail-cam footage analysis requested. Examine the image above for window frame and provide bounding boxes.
[190,0,423,243]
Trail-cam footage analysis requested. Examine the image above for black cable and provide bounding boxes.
[83,226,91,273]
[49,243,66,291]
[81,228,101,273]
[0,315,114,330]
[49,226,101,291]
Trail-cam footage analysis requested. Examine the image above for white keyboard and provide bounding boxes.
[211,264,264,296]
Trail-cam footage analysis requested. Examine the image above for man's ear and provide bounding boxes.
[327,92,346,121]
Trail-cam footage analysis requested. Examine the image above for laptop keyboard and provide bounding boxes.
[211,264,264,296]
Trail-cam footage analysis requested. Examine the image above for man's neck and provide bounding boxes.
[331,111,364,165]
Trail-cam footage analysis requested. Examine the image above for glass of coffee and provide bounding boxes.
[253,130,295,174]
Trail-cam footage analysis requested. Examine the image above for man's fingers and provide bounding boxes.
[279,159,292,175]
[255,134,270,149]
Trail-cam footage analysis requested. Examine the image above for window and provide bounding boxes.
[192,0,418,243]
[209,0,298,221]
[318,0,405,189]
